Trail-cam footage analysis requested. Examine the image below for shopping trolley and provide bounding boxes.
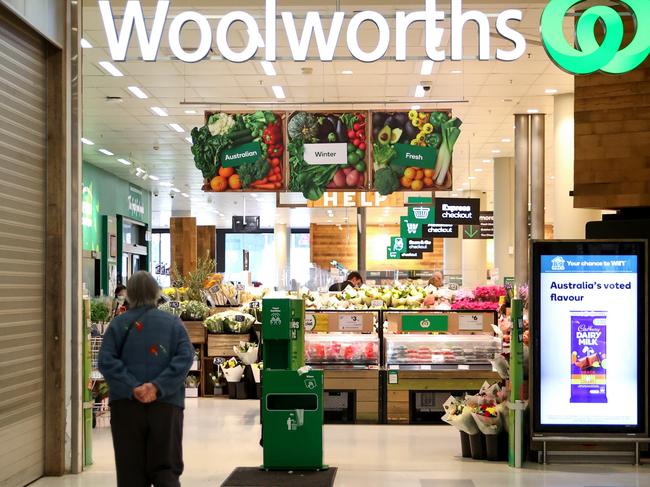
[89,336,110,426]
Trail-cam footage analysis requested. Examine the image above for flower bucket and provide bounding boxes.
[251,365,262,383]
[459,431,471,458]
[220,364,244,383]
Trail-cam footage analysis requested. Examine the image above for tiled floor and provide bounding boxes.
[32,399,650,486]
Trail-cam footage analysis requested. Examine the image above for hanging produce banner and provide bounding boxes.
[191,110,284,192]
[288,111,368,200]
[371,110,460,195]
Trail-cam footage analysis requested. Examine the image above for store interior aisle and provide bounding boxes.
[32,399,649,487]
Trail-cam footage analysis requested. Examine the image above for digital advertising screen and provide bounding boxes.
[532,241,647,435]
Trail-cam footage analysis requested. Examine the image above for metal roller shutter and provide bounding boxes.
[0,9,47,487]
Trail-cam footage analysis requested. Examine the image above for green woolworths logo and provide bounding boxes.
[541,0,650,74]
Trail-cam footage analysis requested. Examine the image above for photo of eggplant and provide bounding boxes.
[370,109,462,195]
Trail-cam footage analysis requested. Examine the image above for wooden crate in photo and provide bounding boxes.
[207,334,245,357]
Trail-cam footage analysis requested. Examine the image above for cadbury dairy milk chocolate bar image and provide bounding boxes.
[570,314,607,403]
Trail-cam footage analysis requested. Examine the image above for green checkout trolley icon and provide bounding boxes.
[540,0,650,74]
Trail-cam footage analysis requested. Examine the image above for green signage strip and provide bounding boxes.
[387,247,401,260]
[408,205,434,224]
[402,314,449,332]
[392,143,438,168]
[400,216,422,239]
[128,184,145,221]
[221,141,263,168]
[390,236,405,254]
[540,0,650,75]
[82,183,100,252]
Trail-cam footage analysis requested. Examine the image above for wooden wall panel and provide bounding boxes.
[310,224,444,272]
[574,17,650,209]
[197,225,216,263]
[170,217,197,277]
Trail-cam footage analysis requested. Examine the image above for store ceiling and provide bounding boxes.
[81,0,573,228]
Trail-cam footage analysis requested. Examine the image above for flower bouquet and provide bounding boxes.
[234,341,259,365]
[442,395,480,459]
[219,357,244,383]
[251,362,263,383]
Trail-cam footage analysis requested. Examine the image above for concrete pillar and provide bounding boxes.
[530,114,546,240]
[514,114,530,285]
[461,191,487,288]
[493,157,515,280]
[443,237,462,277]
[553,94,601,238]
[274,222,290,290]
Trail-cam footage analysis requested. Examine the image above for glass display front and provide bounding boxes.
[385,334,501,365]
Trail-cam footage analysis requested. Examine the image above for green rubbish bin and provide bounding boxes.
[262,369,324,470]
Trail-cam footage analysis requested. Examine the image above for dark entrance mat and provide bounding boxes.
[221,467,337,487]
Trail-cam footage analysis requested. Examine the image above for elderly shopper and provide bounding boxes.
[99,271,193,487]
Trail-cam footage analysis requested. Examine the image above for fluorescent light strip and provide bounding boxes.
[148,175,160,181]
[341,70,353,75]
[491,149,501,154]
[185,136,192,143]
[260,61,276,76]
[501,138,511,143]
[527,108,540,114]
[80,138,94,145]
[272,85,286,99]
[117,158,132,166]
[411,105,421,110]
[171,187,181,193]
[475,168,483,172]
[159,182,173,187]
[482,159,492,163]
[98,148,113,155]
[181,193,189,198]
[414,85,425,98]
[168,123,185,133]
[420,60,434,75]
[451,70,463,74]
[545,88,558,94]
[468,176,477,180]
[184,110,197,114]
[80,38,92,49]
[127,86,148,99]
[98,61,123,77]
[150,106,168,117]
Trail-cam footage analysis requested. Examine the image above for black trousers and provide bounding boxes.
[110,400,184,487]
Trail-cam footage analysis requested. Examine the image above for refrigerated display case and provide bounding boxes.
[382,310,502,424]
[385,334,501,369]
[304,310,380,424]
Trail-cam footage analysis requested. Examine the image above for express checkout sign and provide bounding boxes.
[532,241,647,435]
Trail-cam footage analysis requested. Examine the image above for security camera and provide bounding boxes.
[153,190,159,197]
[422,85,431,92]
[169,190,175,199]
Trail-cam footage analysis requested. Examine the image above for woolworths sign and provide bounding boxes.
[99,1,649,75]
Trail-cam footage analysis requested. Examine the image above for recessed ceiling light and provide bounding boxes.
[117,158,132,165]
[527,108,540,114]
[482,159,492,163]
[272,85,286,99]
[474,168,483,172]
[98,148,114,155]
[171,187,181,193]
[501,138,511,143]
[159,182,173,187]
[148,175,159,181]
[411,105,421,110]
[451,70,463,74]
[550,176,556,180]
[184,110,197,114]
[168,123,185,133]
[420,60,434,75]
[491,149,501,154]
[181,193,189,198]
[185,136,192,143]
[150,106,168,117]
[80,38,93,49]
[414,85,425,98]
[81,137,94,145]
[341,70,353,75]
[98,61,123,77]
[127,86,148,99]
[468,176,477,180]
[260,61,276,76]
[545,88,558,94]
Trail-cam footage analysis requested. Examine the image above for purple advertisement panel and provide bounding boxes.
[570,314,607,404]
